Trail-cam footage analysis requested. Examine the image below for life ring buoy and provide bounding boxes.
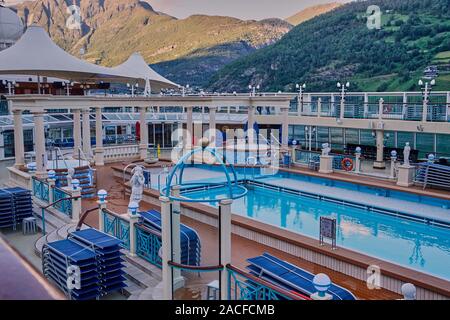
[342,158,354,171]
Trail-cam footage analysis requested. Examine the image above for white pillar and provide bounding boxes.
[397,165,415,187]
[317,98,322,118]
[378,98,384,120]
[446,92,450,121]
[331,94,335,117]
[171,186,184,289]
[355,153,361,174]
[403,92,408,119]
[73,109,82,153]
[374,130,385,169]
[139,106,148,160]
[219,199,232,300]
[97,200,107,232]
[363,93,369,118]
[68,188,82,223]
[94,107,104,166]
[161,196,173,300]
[33,111,47,177]
[422,84,428,122]
[390,157,397,180]
[128,213,139,257]
[82,109,91,156]
[209,106,217,147]
[47,178,56,203]
[340,97,345,119]
[319,155,334,174]
[13,110,25,168]
[281,106,289,150]
[247,105,255,145]
[185,106,193,150]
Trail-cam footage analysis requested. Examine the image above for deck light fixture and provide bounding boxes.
[2,79,19,95]
[128,202,139,216]
[312,273,332,300]
[295,83,306,112]
[249,84,260,97]
[97,189,107,203]
[47,170,56,180]
[71,179,80,190]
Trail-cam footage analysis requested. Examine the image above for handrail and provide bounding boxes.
[54,147,69,170]
[135,223,162,238]
[226,264,311,300]
[76,206,98,230]
[168,260,223,272]
[40,195,81,210]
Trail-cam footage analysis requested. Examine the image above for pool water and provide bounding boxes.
[184,185,450,280]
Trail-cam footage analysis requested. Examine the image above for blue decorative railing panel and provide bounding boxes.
[32,177,50,203]
[135,225,162,268]
[227,267,300,300]
[102,210,130,250]
[52,187,72,218]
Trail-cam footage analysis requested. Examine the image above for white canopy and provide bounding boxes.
[112,52,178,91]
[0,25,176,90]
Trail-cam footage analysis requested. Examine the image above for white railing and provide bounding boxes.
[102,144,140,163]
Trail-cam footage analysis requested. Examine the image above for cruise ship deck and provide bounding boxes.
[0,7,449,302]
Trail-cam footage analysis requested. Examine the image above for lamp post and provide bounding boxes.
[305,126,316,151]
[127,83,139,97]
[41,83,50,95]
[296,83,306,113]
[180,84,189,97]
[337,81,350,119]
[80,83,90,96]
[390,150,397,179]
[63,81,74,96]
[418,79,435,122]
[2,80,19,95]
[355,146,362,174]
[248,84,260,97]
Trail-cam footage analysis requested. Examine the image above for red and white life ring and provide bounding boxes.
[341,158,354,171]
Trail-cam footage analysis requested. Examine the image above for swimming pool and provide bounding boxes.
[184,184,450,280]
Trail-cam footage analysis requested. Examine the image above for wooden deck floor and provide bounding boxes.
[81,163,402,300]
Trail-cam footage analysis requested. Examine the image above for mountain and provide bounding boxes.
[208,0,450,92]
[13,0,292,86]
[286,2,342,26]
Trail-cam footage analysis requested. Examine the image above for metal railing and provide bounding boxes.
[51,187,73,218]
[226,265,310,300]
[102,209,130,249]
[135,224,162,268]
[39,193,81,234]
[32,177,50,202]
[414,162,450,190]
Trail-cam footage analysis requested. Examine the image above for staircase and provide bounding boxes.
[55,166,97,199]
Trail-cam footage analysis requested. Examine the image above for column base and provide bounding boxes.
[173,276,186,291]
[94,148,104,166]
[310,292,333,300]
[373,161,386,169]
[139,144,148,160]
[319,155,334,174]
[397,165,415,187]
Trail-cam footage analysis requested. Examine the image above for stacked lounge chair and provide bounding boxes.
[42,228,126,300]
[246,253,356,300]
[0,187,33,230]
[139,210,201,266]
[69,229,127,296]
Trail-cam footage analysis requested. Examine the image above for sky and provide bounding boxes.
[3,0,348,21]
[145,0,347,20]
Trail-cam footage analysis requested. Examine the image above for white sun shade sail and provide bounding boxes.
[112,52,178,91]
[0,25,176,89]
